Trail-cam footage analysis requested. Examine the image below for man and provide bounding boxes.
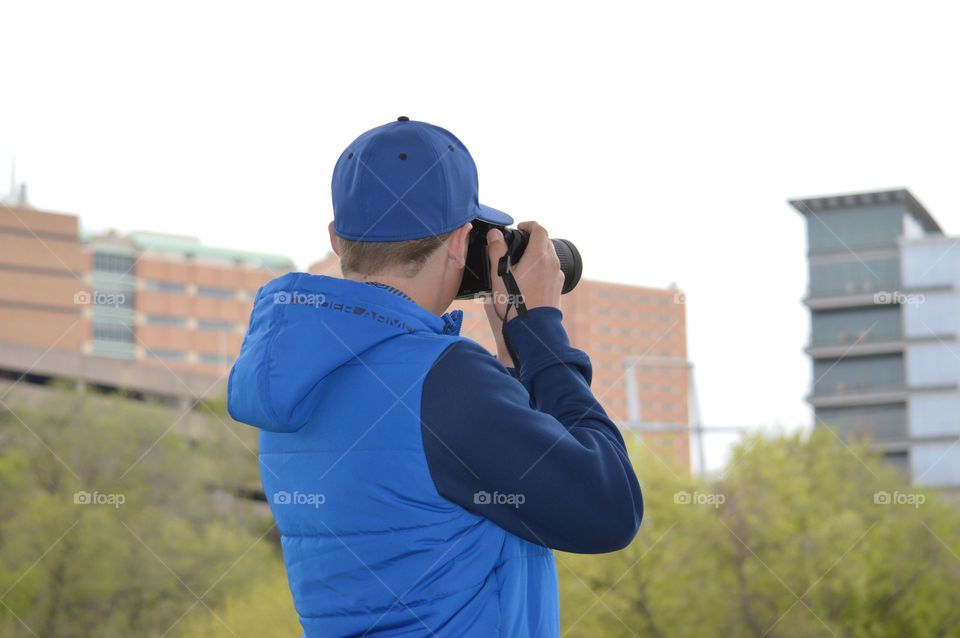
[228,117,643,637]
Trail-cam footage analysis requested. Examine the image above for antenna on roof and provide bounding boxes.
[2,150,30,208]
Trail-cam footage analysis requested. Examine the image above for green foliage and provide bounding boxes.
[559,430,960,638]
[0,389,276,638]
[3,389,959,638]
[176,560,301,638]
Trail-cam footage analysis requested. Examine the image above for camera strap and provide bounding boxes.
[497,253,527,371]
[497,253,528,319]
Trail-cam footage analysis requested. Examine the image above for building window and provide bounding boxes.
[811,306,901,347]
[198,320,234,332]
[813,354,903,396]
[145,280,186,294]
[809,257,900,298]
[197,286,235,299]
[150,349,185,361]
[93,253,135,274]
[146,315,186,327]
[93,322,133,343]
[817,404,906,441]
[91,289,133,309]
[197,353,233,365]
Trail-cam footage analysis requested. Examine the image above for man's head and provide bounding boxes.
[328,117,512,313]
[328,221,472,313]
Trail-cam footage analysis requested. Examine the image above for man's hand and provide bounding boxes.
[483,222,564,365]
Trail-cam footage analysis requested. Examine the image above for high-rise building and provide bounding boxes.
[791,188,960,488]
[309,253,691,469]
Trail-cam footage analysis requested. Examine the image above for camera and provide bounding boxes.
[455,220,583,299]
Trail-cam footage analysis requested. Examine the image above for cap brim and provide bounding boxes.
[475,203,514,226]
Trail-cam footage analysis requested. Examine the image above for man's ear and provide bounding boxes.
[446,222,472,268]
[328,221,341,256]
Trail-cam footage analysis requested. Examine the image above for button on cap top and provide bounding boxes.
[397,116,410,121]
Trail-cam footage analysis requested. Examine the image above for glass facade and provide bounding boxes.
[911,443,960,487]
[806,204,903,254]
[813,354,903,396]
[902,291,958,339]
[906,343,960,388]
[93,252,136,274]
[808,257,900,298]
[909,394,960,438]
[816,403,907,441]
[810,306,901,347]
[902,240,960,289]
[797,192,959,488]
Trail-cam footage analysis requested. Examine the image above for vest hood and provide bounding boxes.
[227,273,462,433]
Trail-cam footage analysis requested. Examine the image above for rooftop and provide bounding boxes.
[86,229,296,271]
[788,188,942,234]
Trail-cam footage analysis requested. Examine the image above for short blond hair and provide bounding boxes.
[338,232,452,277]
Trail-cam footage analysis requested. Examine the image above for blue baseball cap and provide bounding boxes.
[331,117,513,242]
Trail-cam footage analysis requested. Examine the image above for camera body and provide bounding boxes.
[455,220,583,299]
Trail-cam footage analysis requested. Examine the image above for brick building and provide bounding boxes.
[0,201,689,468]
[0,203,290,402]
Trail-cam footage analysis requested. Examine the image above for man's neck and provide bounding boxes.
[344,273,446,316]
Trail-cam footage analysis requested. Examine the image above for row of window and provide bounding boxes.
[93,253,136,274]
[593,289,677,306]
[596,361,685,375]
[594,325,681,338]
[93,253,250,301]
[603,399,678,412]
[91,290,135,309]
[93,323,134,343]
[142,279,239,298]
[148,350,233,364]
[144,315,236,331]
[89,338,234,366]
[595,308,678,322]
[93,317,236,344]
[595,344,679,356]
[808,257,900,298]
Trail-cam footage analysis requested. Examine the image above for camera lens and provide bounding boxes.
[504,229,582,295]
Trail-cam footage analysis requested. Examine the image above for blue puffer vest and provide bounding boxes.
[228,273,558,637]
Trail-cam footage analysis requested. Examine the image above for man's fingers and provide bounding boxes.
[517,221,548,240]
[486,228,507,263]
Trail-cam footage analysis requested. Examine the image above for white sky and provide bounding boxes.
[3,1,959,470]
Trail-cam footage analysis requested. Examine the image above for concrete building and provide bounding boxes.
[791,188,960,488]
[309,253,692,469]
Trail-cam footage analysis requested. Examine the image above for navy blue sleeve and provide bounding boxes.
[420,307,643,554]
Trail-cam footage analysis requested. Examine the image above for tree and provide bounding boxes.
[559,430,960,637]
[176,560,301,638]
[0,389,275,638]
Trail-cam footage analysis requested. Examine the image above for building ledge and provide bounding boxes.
[809,383,960,408]
[806,340,905,359]
[0,339,225,402]
[804,293,891,310]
